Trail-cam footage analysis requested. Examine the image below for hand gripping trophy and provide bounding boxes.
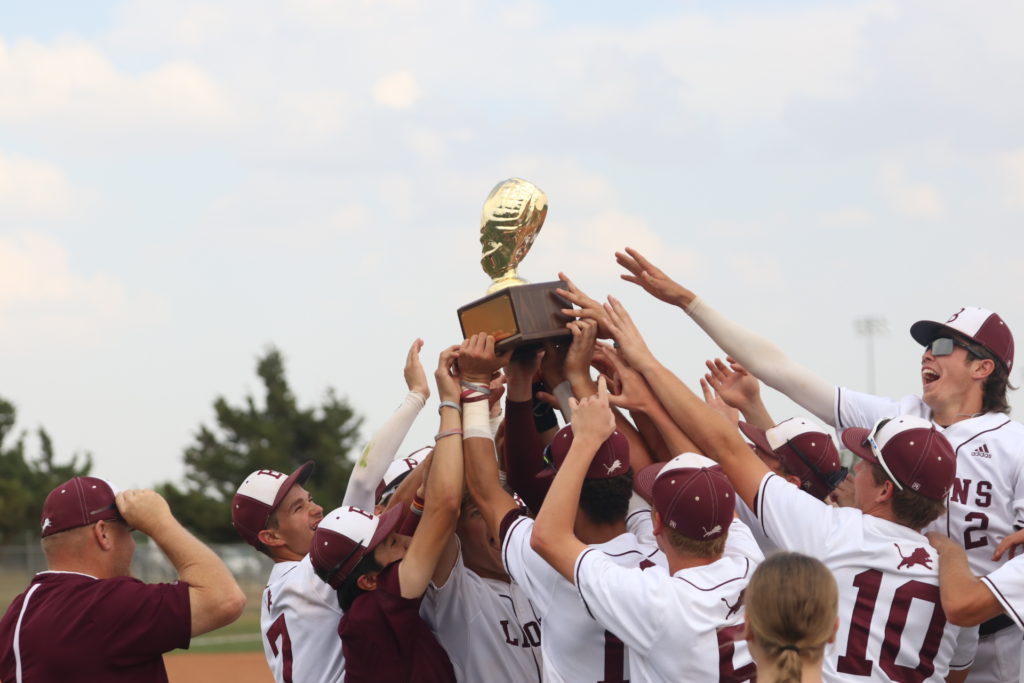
[458,178,572,351]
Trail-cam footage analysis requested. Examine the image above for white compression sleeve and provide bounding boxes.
[342,390,427,510]
[686,297,837,427]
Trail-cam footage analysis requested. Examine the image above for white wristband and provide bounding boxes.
[462,399,493,440]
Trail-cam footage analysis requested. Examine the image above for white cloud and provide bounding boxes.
[0,153,82,220]
[880,164,945,219]
[373,71,420,109]
[0,37,232,128]
[0,232,165,346]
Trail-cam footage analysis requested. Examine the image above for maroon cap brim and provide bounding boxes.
[633,462,667,504]
[366,503,406,553]
[738,421,778,461]
[840,427,877,463]
[271,461,315,512]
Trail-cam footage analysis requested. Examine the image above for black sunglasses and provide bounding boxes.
[784,438,848,492]
[926,337,992,362]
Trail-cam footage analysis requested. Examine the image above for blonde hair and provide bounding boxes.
[746,552,837,683]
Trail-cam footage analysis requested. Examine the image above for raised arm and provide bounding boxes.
[117,490,246,637]
[343,339,429,509]
[503,347,552,514]
[926,532,1005,627]
[531,377,617,582]
[398,346,463,599]
[703,357,775,430]
[615,247,836,426]
[595,342,701,460]
[459,334,521,545]
[598,295,769,509]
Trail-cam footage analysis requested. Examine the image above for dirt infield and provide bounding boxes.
[165,652,272,682]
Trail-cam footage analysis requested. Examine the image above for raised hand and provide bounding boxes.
[992,527,1024,561]
[117,489,174,537]
[458,333,509,384]
[600,295,657,372]
[404,338,430,399]
[556,272,612,338]
[568,376,616,447]
[434,345,462,403]
[506,347,544,402]
[615,247,695,308]
[564,319,599,391]
[596,343,659,415]
[699,377,740,425]
[703,357,761,415]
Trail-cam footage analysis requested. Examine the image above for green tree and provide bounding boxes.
[0,397,92,543]
[161,347,362,542]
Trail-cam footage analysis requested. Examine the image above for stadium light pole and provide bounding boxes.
[854,316,887,394]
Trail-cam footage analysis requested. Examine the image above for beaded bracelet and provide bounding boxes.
[434,428,464,442]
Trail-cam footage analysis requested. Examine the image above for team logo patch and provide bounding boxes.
[894,543,932,570]
[722,589,745,619]
[702,524,722,538]
[41,518,52,533]
[970,444,992,459]
[605,459,623,475]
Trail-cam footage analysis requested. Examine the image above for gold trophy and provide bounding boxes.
[458,178,573,351]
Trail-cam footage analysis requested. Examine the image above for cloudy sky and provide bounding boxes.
[2,0,1022,489]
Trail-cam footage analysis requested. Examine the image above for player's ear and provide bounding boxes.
[742,614,753,643]
[969,357,995,381]
[356,572,380,592]
[784,474,802,489]
[257,528,285,548]
[650,508,664,536]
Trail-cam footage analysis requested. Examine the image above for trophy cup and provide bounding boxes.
[457,178,573,351]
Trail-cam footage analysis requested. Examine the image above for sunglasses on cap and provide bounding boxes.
[863,418,903,491]
[784,438,848,492]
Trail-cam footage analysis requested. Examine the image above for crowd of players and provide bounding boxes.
[2,247,1023,682]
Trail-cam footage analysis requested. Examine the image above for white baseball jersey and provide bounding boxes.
[836,390,1024,578]
[502,513,665,683]
[981,555,1024,632]
[260,555,345,683]
[736,496,780,555]
[573,519,761,683]
[420,542,543,682]
[754,472,962,682]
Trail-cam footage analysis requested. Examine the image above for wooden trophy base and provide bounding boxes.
[458,281,573,351]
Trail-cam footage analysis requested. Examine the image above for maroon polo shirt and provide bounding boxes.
[0,571,191,682]
[338,562,456,683]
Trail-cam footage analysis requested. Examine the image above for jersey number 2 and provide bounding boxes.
[266,614,294,683]
[836,569,945,682]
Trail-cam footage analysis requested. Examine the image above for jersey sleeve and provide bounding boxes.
[98,578,192,660]
[980,556,1024,630]
[626,494,655,546]
[500,515,558,616]
[834,388,928,432]
[343,391,426,510]
[722,518,764,564]
[573,549,667,656]
[753,472,848,556]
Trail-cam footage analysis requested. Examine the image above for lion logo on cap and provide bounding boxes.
[605,459,623,475]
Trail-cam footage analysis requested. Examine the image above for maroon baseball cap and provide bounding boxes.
[840,416,955,501]
[635,453,734,541]
[40,476,122,538]
[232,461,315,549]
[310,504,405,589]
[910,307,1014,371]
[537,424,630,480]
[740,418,846,500]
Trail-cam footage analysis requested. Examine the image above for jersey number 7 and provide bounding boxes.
[266,614,294,683]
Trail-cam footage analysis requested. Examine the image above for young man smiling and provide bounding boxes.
[609,248,1024,683]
